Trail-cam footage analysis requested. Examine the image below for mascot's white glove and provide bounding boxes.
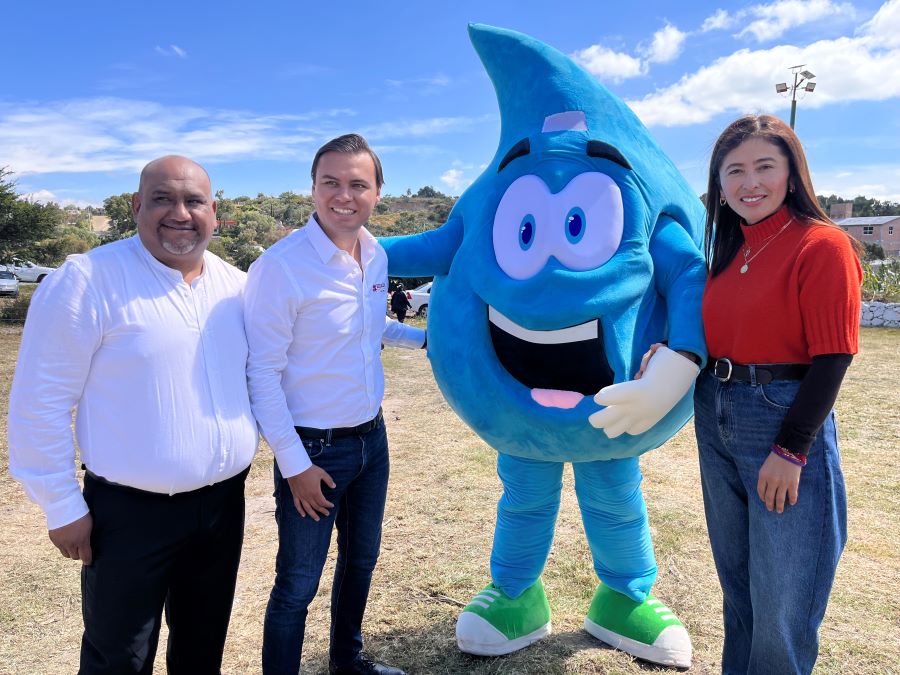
[588,346,700,438]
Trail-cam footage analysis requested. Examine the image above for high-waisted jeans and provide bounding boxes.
[694,371,847,675]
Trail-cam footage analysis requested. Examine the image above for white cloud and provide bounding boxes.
[361,114,493,140]
[0,97,486,176]
[702,9,734,32]
[740,0,855,41]
[20,189,98,208]
[626,31,900,127]
[860,0,900,46]
[701,1,855,42]
[571,45,644,83]
[644,24,687,63]
[155,44,188,58]
[440,168,468,194]
[385,74,452,88]
[814,163,900,201]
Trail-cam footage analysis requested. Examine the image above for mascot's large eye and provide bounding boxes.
[493,175,552,280]
[551,172,623,271]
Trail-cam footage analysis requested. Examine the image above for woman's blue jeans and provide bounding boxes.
[262,421,390,675]
[694,371,847,675]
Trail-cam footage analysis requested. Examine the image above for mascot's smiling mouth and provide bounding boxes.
[488,307,614,408]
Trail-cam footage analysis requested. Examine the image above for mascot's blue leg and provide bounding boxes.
[575,457,692,668]
[491,453,563,596]
[456,453,557,656]
[573,457,655,601]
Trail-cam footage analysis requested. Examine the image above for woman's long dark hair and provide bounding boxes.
[705,114,859,277]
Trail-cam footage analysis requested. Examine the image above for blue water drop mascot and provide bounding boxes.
[382,24,708,668]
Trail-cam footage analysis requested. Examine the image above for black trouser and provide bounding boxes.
[79,468,248,675]
[395,309,407,323]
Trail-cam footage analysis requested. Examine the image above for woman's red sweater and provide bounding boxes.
[703,206,862,364]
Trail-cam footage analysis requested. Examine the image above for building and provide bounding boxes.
[835,216,900,256]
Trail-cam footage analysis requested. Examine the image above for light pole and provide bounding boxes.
[776,65,816,130]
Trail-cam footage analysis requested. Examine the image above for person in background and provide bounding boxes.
[244,134,425,675]
[390,282,413,323]
[641,114,862,674]
[8,155,258,674]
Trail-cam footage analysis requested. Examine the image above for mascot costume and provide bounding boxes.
[382,24,707,668]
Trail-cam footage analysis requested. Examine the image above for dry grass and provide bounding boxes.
[1,326,898,674]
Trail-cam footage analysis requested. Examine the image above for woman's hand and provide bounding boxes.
[757,452,801,513]
[634,343,666,380]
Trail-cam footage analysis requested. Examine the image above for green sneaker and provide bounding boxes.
[456,579,552,656]
[583,583,692,668]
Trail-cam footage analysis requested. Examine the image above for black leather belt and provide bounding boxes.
[295,409,383,442]
[707,358,809,384]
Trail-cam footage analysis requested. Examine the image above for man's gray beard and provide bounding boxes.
[161,238,199,255]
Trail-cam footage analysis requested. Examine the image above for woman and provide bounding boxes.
[642,114,862,674]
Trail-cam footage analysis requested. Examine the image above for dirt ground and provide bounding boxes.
[1,324,898,674]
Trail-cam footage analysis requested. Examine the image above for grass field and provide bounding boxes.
[1,324,898,674]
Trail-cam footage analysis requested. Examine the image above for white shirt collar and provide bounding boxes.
[307,214,375,266]
[131,234,206,284]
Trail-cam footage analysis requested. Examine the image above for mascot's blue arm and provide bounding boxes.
[380,216,464,278]
[649,216,708,367]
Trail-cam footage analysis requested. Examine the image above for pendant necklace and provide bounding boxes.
[740,217,794,274]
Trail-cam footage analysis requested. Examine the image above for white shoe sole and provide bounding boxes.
[456,612,551,656]
[584,617,692,668]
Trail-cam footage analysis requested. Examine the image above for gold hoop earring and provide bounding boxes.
[719,195,726,206]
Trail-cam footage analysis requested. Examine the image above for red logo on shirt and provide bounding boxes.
[372,283,386,293]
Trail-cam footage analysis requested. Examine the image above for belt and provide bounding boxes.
[707,358,809,384]
[295,409,383,442]
[83,465,250,497]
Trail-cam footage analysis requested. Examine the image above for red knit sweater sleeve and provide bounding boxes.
[797,225,862,357]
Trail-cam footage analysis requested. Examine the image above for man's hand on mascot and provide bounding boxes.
[286,465,336,521]
[589,346,700,438]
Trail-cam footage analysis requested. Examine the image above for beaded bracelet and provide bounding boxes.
[771,443,807,467]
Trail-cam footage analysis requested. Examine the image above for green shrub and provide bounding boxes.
[0,293,32,324]
[862,260,900,303]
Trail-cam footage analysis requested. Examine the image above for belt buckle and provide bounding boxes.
[713,358,733,382]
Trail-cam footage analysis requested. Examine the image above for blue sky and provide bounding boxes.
[4,0,899,207]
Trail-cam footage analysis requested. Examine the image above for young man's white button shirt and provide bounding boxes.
[244,214,424,479]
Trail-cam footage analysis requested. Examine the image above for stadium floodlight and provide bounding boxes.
[805,81,816,92]
[775,83,789,93]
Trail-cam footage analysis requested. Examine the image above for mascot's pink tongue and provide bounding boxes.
[531,388,584,409]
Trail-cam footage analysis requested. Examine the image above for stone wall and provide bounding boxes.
[861,301,900,327]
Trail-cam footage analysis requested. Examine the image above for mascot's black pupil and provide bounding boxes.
[519,218,534,247]
[568,213,583,238]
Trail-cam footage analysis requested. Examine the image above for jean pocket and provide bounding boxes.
[302,438,326,460]
[757,380,799,410]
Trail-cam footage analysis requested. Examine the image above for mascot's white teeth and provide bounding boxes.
[488,306,597,344]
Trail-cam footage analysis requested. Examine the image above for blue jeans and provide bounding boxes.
[262,420,390,675]
[694,371,847,675]
[490,453,656,603]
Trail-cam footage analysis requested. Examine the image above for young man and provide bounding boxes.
[8,156,258,674]
[245,134,424,675]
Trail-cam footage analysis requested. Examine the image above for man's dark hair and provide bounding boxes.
[311,134,384,189]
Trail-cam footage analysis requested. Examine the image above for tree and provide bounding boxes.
[103,193,136,238]
[415,185,447,199]
[0,168,65,260]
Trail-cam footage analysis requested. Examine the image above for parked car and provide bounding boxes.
[0,271,20,297]
[406,281,432,316]
[0,259,56,283]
